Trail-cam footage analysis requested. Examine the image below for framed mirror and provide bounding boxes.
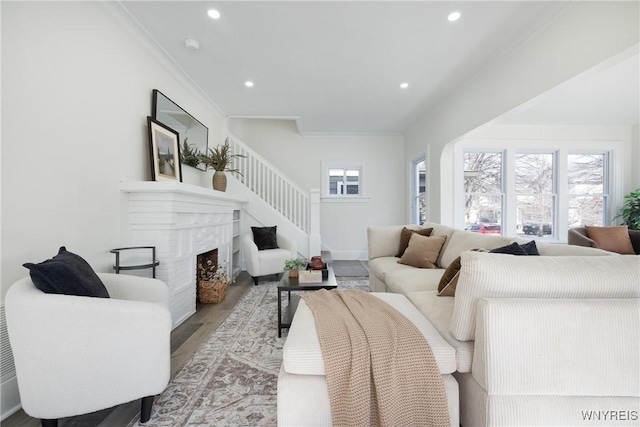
[152,89,208,171]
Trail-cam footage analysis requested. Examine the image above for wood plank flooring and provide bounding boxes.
[2,272,253,427]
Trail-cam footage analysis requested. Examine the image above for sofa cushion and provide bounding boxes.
[585,225,635,254]
[473,298,640,396]
[251,226,279,250]
[450,252,640,342]
[438,248,492,295]
[406,290,474,373]
[283,292,457,376]
[23,247,110,298]
[398,234,446,269]
[369,256,416,283]
[439,231,513,268]
[396,227,433,257]
[385,268,445,295]
[534,241,612,256]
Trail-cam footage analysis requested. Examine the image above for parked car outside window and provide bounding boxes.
[465,223,501,234]
[522,223,552,235]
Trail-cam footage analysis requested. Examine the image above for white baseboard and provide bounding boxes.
[1,375,21,421]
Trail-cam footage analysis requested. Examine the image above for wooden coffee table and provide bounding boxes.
[277,268,337,337]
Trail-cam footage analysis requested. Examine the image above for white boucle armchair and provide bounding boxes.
[244,232,297,285]
[5,273,172,427]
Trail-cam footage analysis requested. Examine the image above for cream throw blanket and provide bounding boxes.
[302,289,450,427]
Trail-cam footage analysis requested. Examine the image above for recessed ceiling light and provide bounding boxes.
[400,82,409,89]
[245,81,254,87]
[448,11,461,22]
[207,9,221,19]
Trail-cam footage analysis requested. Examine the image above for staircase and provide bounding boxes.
[226,134,321,258]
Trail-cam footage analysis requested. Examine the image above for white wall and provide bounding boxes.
[632,125,640,189]
[229,119,406,259]
[404,1,640,223]
[1,1,226,302]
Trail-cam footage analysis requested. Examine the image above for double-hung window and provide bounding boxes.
[463,152,504,227]
[460,144,612,240]
[567,153,608,226]
[515,152,556,237]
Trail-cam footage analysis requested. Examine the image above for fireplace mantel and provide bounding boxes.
[120,180,247,202]
[120,181,247,328]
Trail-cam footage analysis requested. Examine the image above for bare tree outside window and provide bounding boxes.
[413,159,427,224]
[568,154,607,226]
[461,148,610,237]
[516,153,555,238]
[464,152,503,227]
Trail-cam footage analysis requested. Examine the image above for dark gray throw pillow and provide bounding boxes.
[23,247,110,298]
[251,226,279,250]
[489,242,528,256]
[520,240,540,256]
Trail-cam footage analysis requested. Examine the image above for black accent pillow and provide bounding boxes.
[23,247,110,298]
[520,240,540,256]
[251,226,279,250]
[489,242,528,256]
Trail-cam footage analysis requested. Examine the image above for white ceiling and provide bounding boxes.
[119,1,637,134]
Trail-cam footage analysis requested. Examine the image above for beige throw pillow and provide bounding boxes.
[397,234,446,269]
[396,227,433,257]
[585,225,635,255]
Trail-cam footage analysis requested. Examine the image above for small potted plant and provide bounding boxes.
[284,258,306,278]
[198,138,246,192]
[180,138,202,168]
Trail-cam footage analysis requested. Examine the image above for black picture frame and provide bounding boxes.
[152,89,209,171]
[147,116,183,182]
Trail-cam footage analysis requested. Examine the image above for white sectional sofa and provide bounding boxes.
[368,223,640,426]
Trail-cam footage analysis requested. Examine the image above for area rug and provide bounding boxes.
[128,279,369,427]
[331,260,369,277]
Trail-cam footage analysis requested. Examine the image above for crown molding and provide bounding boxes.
[96,1,227,119]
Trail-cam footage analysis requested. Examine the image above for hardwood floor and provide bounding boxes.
[3,272,254,427]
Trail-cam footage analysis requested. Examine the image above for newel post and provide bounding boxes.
[309,189,321,256]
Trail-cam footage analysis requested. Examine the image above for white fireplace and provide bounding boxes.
[120,181,246,328]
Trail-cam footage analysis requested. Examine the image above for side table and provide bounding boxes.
[277,267,337,337]
[110,246,160,278]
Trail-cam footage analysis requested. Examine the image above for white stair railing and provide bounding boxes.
[227,134,311,233]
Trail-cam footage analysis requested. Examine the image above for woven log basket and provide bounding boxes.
[198,280,227,304]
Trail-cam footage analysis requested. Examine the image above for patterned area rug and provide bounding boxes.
[128,279,369,427]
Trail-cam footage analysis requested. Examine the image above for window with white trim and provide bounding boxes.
[463,152,504,229]
[460,146,612,240]
[411,157,427,225]
[567,153,609,226]
[515,152,556,237]
[322,162,366,199]
[329,168,360,195]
